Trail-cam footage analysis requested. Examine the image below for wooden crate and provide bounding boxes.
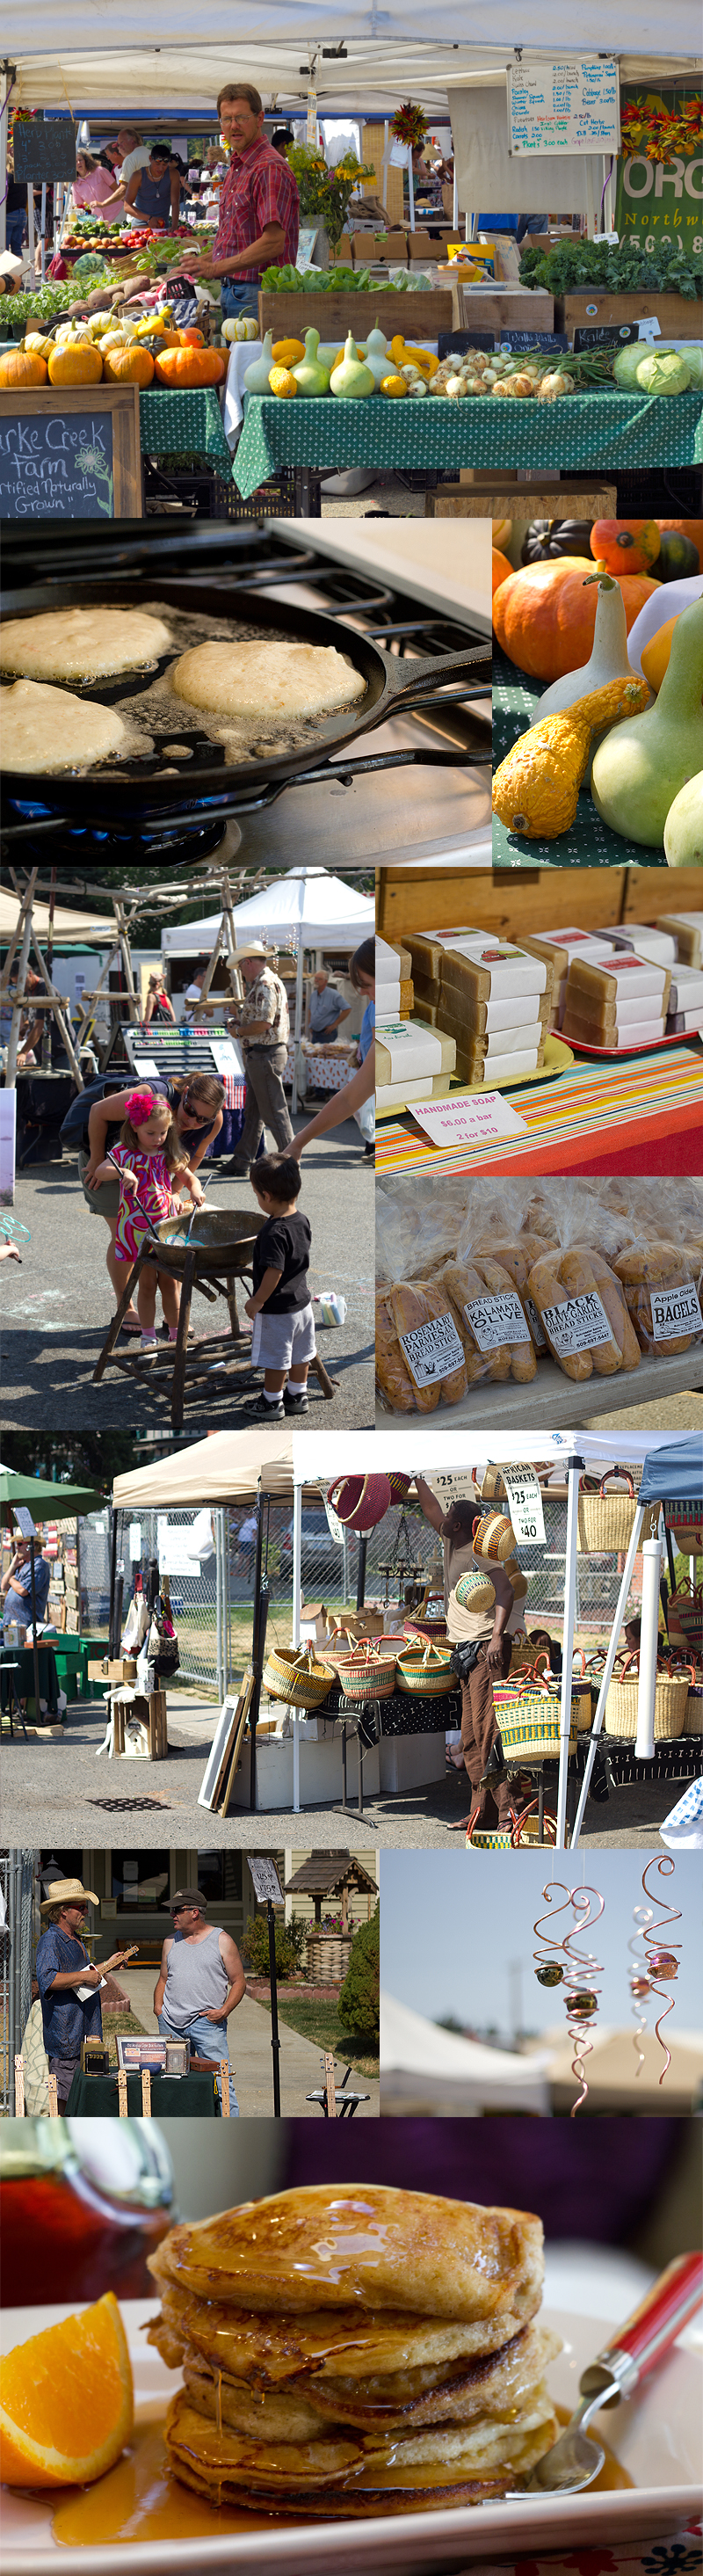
[456,287,554,334]
[427,480,617,518]
[559,291,703,341]
[258,290,452,342]
[377,863,703,942]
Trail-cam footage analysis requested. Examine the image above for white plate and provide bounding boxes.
[3,2298,701,2576]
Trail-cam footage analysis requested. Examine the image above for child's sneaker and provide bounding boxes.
[139,1333,158,1359]
[243,1389,285,1418]
[284,1387,308,1413]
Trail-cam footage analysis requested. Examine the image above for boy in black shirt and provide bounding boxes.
[243,1155,315,1418]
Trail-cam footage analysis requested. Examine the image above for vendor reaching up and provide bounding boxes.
[170,84,300,324]
[415,1480,525,1835]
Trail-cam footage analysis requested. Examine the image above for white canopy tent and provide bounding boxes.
[380,1990,551,2113]
[7,35,700,102]
[163,867,373,1112]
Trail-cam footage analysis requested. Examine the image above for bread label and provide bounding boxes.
[525,1295,547,1351]
[541,1290,614,1357]
[398,1310,466,1388]
[650,1282,703,1342]
[465,1292,531,1350]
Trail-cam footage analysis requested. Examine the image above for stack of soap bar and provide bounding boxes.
[406,927,482,1009]
[418,938,552,1085]
[666,967,703,1033]
[610,928,677,967]
[655,913,703,967]
[562,952,671,1051]
[375,1016,456,1110]
[375,935,414,1019]
[516,928,617,1024]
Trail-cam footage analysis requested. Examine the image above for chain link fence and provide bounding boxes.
[0,1851,34,2116]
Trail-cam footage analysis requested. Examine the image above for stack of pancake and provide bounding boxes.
[147,2184,560,2520]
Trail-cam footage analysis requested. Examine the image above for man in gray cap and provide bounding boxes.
[153,1890,246,2110]
[35,1878,130,2113]
[221,943,294,1175]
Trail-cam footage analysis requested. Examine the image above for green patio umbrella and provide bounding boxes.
[0,1470,105,1519]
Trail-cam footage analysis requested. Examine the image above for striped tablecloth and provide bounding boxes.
[232,387,703,498]
[375,1043,703,1178]
[492,645,659,868]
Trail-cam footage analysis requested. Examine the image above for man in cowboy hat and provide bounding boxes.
[221,943,294,1175]
[35,1880,130,2113]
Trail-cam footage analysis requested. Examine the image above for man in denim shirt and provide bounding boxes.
[35,1878,127,2112]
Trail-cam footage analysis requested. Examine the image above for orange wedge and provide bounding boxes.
[0,2292,134,2488]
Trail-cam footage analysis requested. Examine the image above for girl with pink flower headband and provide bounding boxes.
[91,1088,198,1355]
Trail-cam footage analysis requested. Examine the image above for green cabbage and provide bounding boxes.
[635,349,692,397]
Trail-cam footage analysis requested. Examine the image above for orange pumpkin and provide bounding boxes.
[492,548,513,598]
[0,348,48,389]
[492,557,662,683]
[179,327,206,347]
[47,343,104,387]
[102,346,155,388]
[590,518,661,575]
[154,346,226,388]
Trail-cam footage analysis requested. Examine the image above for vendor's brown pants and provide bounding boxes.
[233,1044,294,1169]
[460,1635,513,1828]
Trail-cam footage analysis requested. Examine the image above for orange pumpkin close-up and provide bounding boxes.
[492,548,513,598]
[47,345,104,388]
[492,557,661,683]
[590,517,662,576]
[101,346,155,388]
[154,346,227,389]
[0,348,48,389]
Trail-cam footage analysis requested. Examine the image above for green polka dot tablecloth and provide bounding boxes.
[492,644,665,870]
[232,387,703,498]
[139,387,232,464]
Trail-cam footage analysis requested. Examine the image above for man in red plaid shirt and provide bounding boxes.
[182,84,300,322]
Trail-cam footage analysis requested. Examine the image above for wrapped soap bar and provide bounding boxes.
[562,954,671,1037]
[517,929,617,1024]
[439,942,548,1013]
[610,928,677,965]
[562,1010,666,1052]
[376,935,411,980]
[461,1041,541,1084]
[667,968,703,1021]
[376,1073,452,1109]
[407,927,482,987]
[655,913,703,967]
[375,1020,456,1086]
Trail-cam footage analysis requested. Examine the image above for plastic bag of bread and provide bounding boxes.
[383,1279,469,1411]
[526,1243,628,1381]
[375,1288,416,1412]
[612,1241,703,1357]
[439,1251,537,1383]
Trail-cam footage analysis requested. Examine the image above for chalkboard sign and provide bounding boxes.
[507,58,620,157]
[438,329,496,355]
[573,323,640,349]
[13,120,79,185]
[498,331,569,351]
[0,389,142,519]
[124,1022,243,1081]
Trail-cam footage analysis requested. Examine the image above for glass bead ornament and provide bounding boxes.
[535,1961,563,1987]
[629,1974,651,2000]
[648,1949,678,1980]
[533,1881,604,2114]
[564,1988,598,2019]
[629,1856,682,2085]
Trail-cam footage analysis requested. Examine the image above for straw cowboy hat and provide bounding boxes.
[231,942,278,964]
[40,1877,98,1913]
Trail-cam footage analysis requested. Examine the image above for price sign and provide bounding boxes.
[320,1485,345,1546]
[499,331,568,351]
[650,1282,703,1342]
[409,1092,527,1152]
[12,1507,36,1537]
[508,58,620,157]
[247,1855,285,1906]
[500,1466,546,1548]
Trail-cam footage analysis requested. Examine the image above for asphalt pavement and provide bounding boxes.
[118,1971,378,2119]
[0,1123,374,1431]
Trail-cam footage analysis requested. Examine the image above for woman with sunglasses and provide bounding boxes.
[81,1072,224,1331]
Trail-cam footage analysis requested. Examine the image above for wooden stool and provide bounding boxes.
[93,1241,338,1430]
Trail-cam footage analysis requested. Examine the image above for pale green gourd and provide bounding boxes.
[330,332,374,399]
[533,574,642,726]
[591,595,703,847]
[663,768,703,866]
[362,326,391,389]
[243,329,275,394]
[291,328,330,397]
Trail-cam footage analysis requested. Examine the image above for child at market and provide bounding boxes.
[91,1088,197,1356]
[243,1154,315,1418]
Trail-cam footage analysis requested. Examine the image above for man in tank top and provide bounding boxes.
[153,1889,246,2111]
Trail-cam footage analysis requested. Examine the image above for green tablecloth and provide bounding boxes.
[233,387,703,499]
[492,644,666,870]
[139,387,231,466]
[51,1635,106,1701]
[64,2069,221,2117]
[0,1644,60,1717]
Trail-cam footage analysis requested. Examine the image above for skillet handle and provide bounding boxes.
[380,640,491,709]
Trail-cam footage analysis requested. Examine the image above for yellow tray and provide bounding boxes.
[375,1031,573,1121]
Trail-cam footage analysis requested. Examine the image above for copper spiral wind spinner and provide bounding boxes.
[533,1881,605,2116]
[628,1854,680,2084]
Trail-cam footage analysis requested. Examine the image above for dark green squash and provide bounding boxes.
[656,528,700,582]
[521,517,595,565]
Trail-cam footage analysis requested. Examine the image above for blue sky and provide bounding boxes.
[380,1849,702,2034]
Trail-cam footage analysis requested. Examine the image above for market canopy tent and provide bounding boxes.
[112,1428,318,1507]
[163,865,373,1111]
[380,1990,551,2114]
[640,1432,703,1507]
[0,893,115,946]
[8,35,699,111]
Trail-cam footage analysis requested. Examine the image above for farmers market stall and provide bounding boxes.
[375,868,703,1177]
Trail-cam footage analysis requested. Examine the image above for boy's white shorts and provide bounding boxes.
[251,1299,316,1371]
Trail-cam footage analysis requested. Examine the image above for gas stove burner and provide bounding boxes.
[2,811,241,862]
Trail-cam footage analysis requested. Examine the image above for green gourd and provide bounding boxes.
[534,574,642,726]
[291,327,330,397]
[591,594,703,848]
[663,768,703,866]
[362,326,391,389]
[330,331,374,399]
[243,329,275,393]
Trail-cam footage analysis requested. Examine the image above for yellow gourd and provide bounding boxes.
[271,338,306,366]
[380,373,408,397]
[268,366,298,398]
[389,337,438,378]
[492,677,649,840]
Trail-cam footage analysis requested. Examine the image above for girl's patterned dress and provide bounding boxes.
[111,1146,178,1262]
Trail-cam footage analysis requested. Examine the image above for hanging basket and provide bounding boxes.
[263,1643,335,1709]
[605,1650,691,1741]
[387,1473,413,1504]
[668,1583,703,1655]
[397,1639,455,1699]
[337,1634,397,1702]
[453,1568,500,1615]
[685,1680,703,1736]
[472,1511,515,1563]
[577,1472,639,1554]
[478,1465,508,1504]
[403,1614,448,1646]
[328,1474,391,1532]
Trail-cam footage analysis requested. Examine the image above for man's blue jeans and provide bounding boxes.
[220,277,259,321]
[158,2012,239,2113]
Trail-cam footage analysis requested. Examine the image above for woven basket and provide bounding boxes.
[685,1684,703,1736]
[454,1568,497,1615]
[397,1639,455,1699]
[263,1643,335,1708]
[668,1584,703,1655]
[466,1827,514,1849]
[605,1651,691,1741]
[473,1511,515,1563]
[403,1616,449,1645]
[328,1474,391,1532]
[386,1473,413,1504]
[666,1516,703,1555]
[493,1656,578,1762]
[577,1472,639,1554]
[337,1634,397,1702]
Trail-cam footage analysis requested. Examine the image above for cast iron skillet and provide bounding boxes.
[0,575,491,823]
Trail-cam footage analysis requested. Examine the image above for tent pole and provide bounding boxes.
[356,1535,367,1612]
[292,1481,302,1816]
[215,1510,224,1705]
[291,937,304,1117]
[635,1514,663,1759]
[554,1466,578,1850]
[108,1509,119,1659]
[28,1537,41,1730]
[248,1497,268,1812]
[570,1504,646,1849]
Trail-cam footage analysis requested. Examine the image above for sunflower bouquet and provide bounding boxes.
[286,142,375,256]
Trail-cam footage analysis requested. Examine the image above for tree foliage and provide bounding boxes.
[337,1903,380,2037]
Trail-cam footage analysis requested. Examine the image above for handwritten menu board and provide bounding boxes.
[508,59,620,157]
